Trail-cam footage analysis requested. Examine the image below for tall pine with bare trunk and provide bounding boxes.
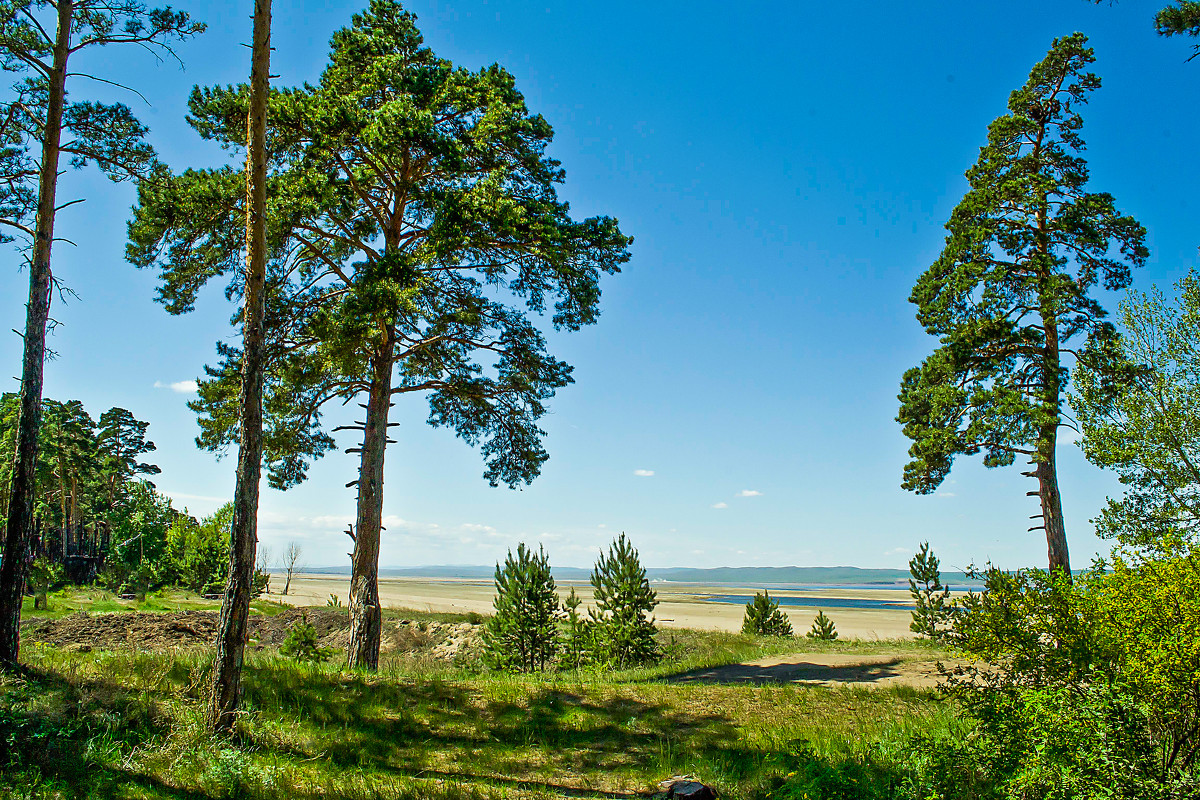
[0,0,202,669]
[127,0,631,671]
[207,0,271,733]
[897,34,1147,575]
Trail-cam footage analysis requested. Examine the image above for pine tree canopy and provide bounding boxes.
[897,34,1147,572]
[127,0,631,491]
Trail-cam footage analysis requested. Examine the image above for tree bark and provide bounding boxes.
[0,0,73,669]
[208,0,271,732]
[347,335,394,671]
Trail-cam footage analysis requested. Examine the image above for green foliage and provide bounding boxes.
[482,543,559,673]
[589,533,659,667]
[279,613,335,663]
[741,591,794,637]
[26,557,63,610]
[938,556,1200,797]
[162,504,232,595]
[806,611,838,641]
[560,586,592,669]
[127,0,633,493]
[1073,271,1200,554]
[908,542,952,639]
[1156,1,1200,56]
[896,34,1147,566]
[325,594,341,607]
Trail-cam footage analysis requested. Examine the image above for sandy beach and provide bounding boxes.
[272,574,922,639]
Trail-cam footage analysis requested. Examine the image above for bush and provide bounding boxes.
[806,610,838,640]
[935,557,1200,798]
[742,591,793,636]
[279,614,335,663]
[482,543,560,673]
[589,533,659,667]
[27,558,64,610]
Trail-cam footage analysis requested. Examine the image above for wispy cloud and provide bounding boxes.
[711,502,728,509]
[633,469,655,477]
[154,379,198,394]
[737,489,763,497]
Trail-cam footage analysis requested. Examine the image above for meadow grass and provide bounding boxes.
[21,587,291,620]
[1,601,955,799]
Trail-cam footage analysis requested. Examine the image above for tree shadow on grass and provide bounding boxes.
[662,657,906,686]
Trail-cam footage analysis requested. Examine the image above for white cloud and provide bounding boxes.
[711,502,728,509]
[633,469,655,477]
[154,379,198,394]
[737,489,763,497]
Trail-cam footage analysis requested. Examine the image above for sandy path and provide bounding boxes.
[273,574,917,640]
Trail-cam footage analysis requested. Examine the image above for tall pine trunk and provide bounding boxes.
[1038,317,1070,575]
[208,0,271,732]
[0,0,73,669]
[347,333,394,671]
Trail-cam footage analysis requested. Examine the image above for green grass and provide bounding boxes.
[2,644,955,800]
[2,597,957,799]
[22,586,293,620]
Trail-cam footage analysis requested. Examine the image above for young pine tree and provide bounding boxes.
[482,543,560,673]
[897,34,1148,576]
[589,533,659,667]
[807,611,838,641]
[909,542,952,639]
[560,587,591,669]
[742,591,794,637]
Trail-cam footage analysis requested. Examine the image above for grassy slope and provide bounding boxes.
[2,595,954,800]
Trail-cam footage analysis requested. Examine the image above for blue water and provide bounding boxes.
[701,594,914,610]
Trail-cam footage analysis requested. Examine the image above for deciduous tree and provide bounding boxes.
[1073,272,1200,554]
[897,34,1147,575]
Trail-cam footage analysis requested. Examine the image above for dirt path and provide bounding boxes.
[665,651,955,689]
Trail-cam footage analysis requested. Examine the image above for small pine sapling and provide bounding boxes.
[742,591,794,637]
[482,543,560,673]
[807,610,838,641]
[561,587,592,669]
[589,533,660,667]
[909,541,953,639]
[280,613,335,663]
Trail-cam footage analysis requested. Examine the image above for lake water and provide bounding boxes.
[700,594,914,610]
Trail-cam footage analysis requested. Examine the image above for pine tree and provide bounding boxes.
[742,591,794,637]
[481,543,560,673]
[560,586,592,669]
[908,542,952,639]
[589,533,659,667]
[126,0,631,671]
[806,611,838,641]
[897,34,1148,575]
[0,0,204,669]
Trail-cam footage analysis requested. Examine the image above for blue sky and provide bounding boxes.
[2,0,1196,570]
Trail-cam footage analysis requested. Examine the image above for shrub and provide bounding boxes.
[937,556,1200,797]
[742,591,794,636]
[279,613,335,663]
[482,543,560,673]
[27,558,64,610]
[589,533,659,667]
[908,541,952,638]
[806,610,838,640]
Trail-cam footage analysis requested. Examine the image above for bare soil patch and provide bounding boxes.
[666,651,957,689]
[21,608,482,660]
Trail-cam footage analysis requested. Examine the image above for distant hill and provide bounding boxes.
[302,564,974,584]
